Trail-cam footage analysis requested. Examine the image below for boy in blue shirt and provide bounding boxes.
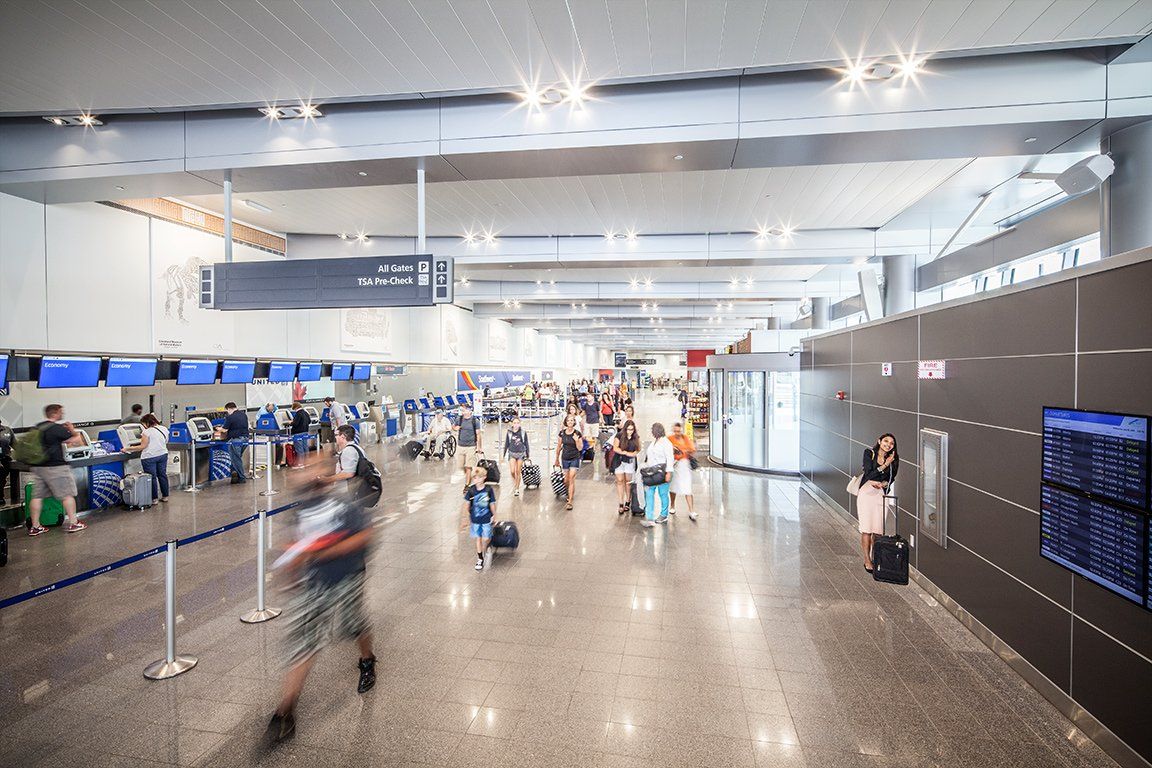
[460,465,496,571]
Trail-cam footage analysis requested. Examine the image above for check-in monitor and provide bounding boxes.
[331,362,353,381]
[177,359,219,385]
[106,358,158,387]
[297,362,322,381]
[352,363,373,381]
[38,356,102,388]
[268,361,297,383]
[220,360,256,384]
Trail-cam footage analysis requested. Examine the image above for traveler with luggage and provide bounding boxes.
[855,433,899,573]
[581,395,600,446]
[599,392,615,424]
[667,422,697,521]
[290,401,311,467]
[0,417,20,506]
[122,414,170,504]
[460,464,497,571]
[422,410,452,459]
[217,402,251,483]
[502,416,530,497]
[553,414,583,510]
[638,422,675,528]
[611,420,641,515]
[20,404,88,536]
[565,401,586,435]
[452,402,483,486]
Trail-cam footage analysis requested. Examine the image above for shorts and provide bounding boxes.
[283,572,369,666]
[614,461,635,476]
[507,451,527,461]
[31,465,78,500]
[560,457,581,470]
[459,445,478,468]
[470,522,493,539]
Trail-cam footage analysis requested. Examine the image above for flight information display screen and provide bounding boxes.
[268,361,297,383]
[177,360,218,385]
[1042,408,1149,508]
[352,363,372,381]
[38,356,102,388]
[0,354,8,389]
[106,358,158,387]
[331,363,352,381]
[296,362,322,381]
[1040,484,1146,606]
[220,360,256,384]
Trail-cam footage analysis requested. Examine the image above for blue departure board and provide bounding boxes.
[0,354,8,389]
[220,360,256,384]
[1040,407,1150,611]
[1042,409,1148,508]
[352,363,372,381]
[177,360,218,385]
[297,362,322,381]
[268,361,297,383]
[1040,485,1145,606]
[331,362,352,381]
[38,356,102,388]
[106,358,158,387]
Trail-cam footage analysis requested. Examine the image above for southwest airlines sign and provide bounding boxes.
[457,370,531,390]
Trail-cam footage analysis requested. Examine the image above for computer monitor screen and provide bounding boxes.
[38,356,102,388]
[268,361,297,383]
[177,359,218,385]
[220,360,256,384]
[330,362,353,381]
[297,362,322,382]
[1042,408,1149,509]
[106,358,158,387]
[0,354,8,389]
[352,363,372,381]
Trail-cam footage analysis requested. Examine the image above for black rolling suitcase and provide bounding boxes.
[491,520,520,549]
[476,457,501,484]
[521,460,541,489]
[629,481,644,516]
[404,440,423,460]
[871,495,908,585]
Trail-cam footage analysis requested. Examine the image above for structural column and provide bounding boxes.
[223,170,233,263]
[1101,119,1152,257]
[882,254,917,316]
[811,297,830,330]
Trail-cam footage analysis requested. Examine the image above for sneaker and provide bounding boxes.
[265,711,296,742]
[689,512,698,522]
[65,522,88,533]
[640,520,656,528]
[475,557,484,571]
[28,525,47,537]
[357,656,377,694]
[656,517,668,525]
[669,508,676,515]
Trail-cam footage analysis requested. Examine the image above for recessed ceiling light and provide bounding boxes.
[259,104,322,120]
[626,231,638,242]
[243,199,272,213]
[114,185,126,191]
[483,231,497,244]
[1024,137,1037,143]
[644,278,653,288]
[463,232,476,244]
[338,233,349,240]
[42,113,102,127]
[502,299,511,308]
[673,154,684,161]
[357,171,368,177]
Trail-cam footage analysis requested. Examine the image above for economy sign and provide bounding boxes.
[199,254,453,310]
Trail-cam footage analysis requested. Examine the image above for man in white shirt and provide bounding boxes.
[422,410,452,459]
[325,397,348,429]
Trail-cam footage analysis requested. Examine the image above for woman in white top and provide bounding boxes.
[639,422,675,527]
[124,413,171,503]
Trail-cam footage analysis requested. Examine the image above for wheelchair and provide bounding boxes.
[423,432,457,460]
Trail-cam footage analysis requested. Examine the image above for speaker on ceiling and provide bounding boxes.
[1056,154,1115,196]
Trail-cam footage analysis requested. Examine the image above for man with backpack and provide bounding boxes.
[19,404,88,536]
[452,401,483,486]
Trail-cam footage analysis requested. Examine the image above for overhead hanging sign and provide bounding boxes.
[457,370,531,391]
[627,358,657,366]
[199,254,453,310]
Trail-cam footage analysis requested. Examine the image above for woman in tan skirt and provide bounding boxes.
[857,433,899,573]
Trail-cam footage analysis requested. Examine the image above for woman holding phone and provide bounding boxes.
[857,433,899,573]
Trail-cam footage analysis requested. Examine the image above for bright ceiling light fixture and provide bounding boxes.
[730,278,740,288]
[644,277,653,288]
[502,299,511,308]
[744,277,754,286]
[243,199,272,213]
[338,233,349,241]
[641,302,649,310]
[43,113,103,127]
[897,55,924,78]
[355,231,368,243]
[629,278,639,289]
[483,231,497,244]
[259,104,323,120]
[626,230,638,242]
[563,80,593,107]
[458,277,470,286]
[513,300,521,308]
[462,231,477,244]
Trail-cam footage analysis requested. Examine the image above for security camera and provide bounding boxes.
[1056,154,1115,196]
[788,345,801,357]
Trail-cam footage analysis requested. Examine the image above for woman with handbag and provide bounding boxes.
[639,422,675,528]
[553,414,583,510]
[611,420,641,514]
[667,422,697,521]
[853,433,899,573]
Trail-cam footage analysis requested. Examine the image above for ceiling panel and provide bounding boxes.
[177,158,969,237]
[3,0,1149,114]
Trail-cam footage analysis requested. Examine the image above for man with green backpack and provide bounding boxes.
[14,404,88,536]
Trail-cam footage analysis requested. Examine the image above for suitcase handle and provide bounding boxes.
[884,494,898,537]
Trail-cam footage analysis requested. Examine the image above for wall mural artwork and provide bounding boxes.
[161,257,208,325]
[150,221,235,354]
[443,315,460,360]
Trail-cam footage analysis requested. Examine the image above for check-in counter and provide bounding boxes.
[12,430,135,512]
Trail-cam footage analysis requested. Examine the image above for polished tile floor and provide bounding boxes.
[0,393,1119,767]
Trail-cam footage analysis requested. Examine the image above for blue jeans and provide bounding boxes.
[140,455,169,500]
[228,439,247,481]
[644,481,671,521]
[292,434,310,463]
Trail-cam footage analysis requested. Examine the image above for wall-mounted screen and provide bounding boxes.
[1040,484,1146,606]
[1042,408,1149,509]
[352,363,372,381]
[177,359,218,385]
[220,360,256,384]
[106,358,158,387]
[38,356,102,389]
[331,362,352,381]
[297,362,322,382]
[268,361,297,383]
[0,354,8,389]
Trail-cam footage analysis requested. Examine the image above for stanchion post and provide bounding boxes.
[144,540,198,680]
[260,436,280,497]
[241,508,281,623]
[184,439,201,493]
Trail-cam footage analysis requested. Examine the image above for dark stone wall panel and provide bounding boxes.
[1077,259,1152,352]
[1071,619,1152,763]
[850,361,918,412]
[918,355,1074,433]
[853,316,919,364]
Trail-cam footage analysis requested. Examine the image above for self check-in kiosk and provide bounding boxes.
[304,406,321,426]
[63,430,94,462]
[352,401,376,443]
[117,423,145,452]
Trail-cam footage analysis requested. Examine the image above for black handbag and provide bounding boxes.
[640,464,666,487]
[688,456,699,471]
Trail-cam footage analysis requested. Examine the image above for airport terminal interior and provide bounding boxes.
[1,2,1151,767]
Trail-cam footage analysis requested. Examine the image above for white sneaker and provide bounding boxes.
[474,557,484,571]
[669,508,676,515]
[689,512,698,522]
[640,520,655,528]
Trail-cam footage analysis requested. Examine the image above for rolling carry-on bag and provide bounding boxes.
[550,469,567,497]
[477,457,501,484]
[871,495,908,585]
[121,473,154,509]
[405,440,423,460]
[490,520,520,549]
[24,484,64,527]
[521,460,541,489]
